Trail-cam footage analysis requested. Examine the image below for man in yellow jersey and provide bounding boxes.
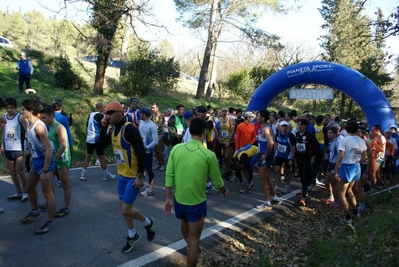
[219,107,236,180]
[311,115,326,187]
[99,101,155,254]
[165,118,227,267]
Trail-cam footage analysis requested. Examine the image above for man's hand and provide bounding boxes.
[133,177,144,188]
[25,88,36,94]
[101,118,109,127]
[0,117,6,128]
[164,199,174,216]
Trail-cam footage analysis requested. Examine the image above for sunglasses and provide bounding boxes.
[105,110,119,115]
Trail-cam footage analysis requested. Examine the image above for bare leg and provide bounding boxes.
[186,216,205,267]
[58,166,71,208]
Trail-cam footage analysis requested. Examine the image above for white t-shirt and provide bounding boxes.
[338,135,367,164]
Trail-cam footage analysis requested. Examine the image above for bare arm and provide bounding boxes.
[54,125,67,161]
[36,123,53,172]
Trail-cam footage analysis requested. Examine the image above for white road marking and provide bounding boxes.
[118,189,301,267]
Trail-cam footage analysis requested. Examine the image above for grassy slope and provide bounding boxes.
[0,47,244,172]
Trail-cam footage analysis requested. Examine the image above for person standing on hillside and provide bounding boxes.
[16,52,34,93]
[165,118,228,267]
[99,101,155,254]
[1,97,28,202]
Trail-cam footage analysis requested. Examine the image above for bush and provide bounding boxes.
[116,45,179,97]
[54,54,86,90]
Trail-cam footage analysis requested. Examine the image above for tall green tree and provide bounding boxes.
[174,0,282,99]
[319,0,393,117]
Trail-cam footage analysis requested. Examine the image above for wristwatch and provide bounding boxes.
[137,173,144,179]
[42,170,49,174]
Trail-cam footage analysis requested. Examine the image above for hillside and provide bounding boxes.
[0,47,243,172]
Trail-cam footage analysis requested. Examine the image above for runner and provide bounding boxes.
[219,107,236,180]
[273,121,296,194]
[165,118,227,267]
[80,102,116,181]
[100,101,155,253]
[20,99,56,234]
[138,107,158,197]
[321,124,343,206]
[151,102,166,171]
[255,110,280,209]
[39,107,71,217]
[233,144,258,193]
[369,125,386,191]
[294,118,318,206]
[1,97,28,202]
[332,120,367,224]
[168,104,185,148]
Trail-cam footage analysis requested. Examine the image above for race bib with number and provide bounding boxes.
[6,131,15,139]
[278,144,287,153]
[50,141,56,153]
[296,143,306,152]
[114,149,125,164]
[221,131,228,138]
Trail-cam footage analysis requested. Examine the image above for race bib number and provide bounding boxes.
[296,143,306,152]
[6,131,15,139]
[114,150,125,164]
[278,144,287,153]
[221,131,228,138]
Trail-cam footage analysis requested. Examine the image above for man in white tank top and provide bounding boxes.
[1,97,28,202]
[19,99,56,234]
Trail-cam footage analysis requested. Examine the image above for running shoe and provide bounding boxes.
[281,175,285,182]
[80,175,86,181]
[103,173,116,181]
[122,234,141,253]
[152,164,161,170]
[0,208,4,213]
[7,192,22,200]
[35,221,54,234]
[205,184,215,194]
[282,185,290,194]
[57,180,62,187]
[299,198,306,206]
[159,165,166,171]
[229,176,238,182]
[144,218,156,241]
[20,210,40,223]
[38,203,47,210]
[274,186,281,194]
[95,159,101,166]
[140,188,154,196]
[322,199,334,205]
[54,207,69,218]
[358,206,367,214]
[21,193,28,202]
[271,197,281,205]
[256,202,273,211]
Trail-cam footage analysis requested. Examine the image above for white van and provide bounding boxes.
[0,36,13,48]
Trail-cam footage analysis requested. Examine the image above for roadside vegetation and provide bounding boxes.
[167,183,399,267]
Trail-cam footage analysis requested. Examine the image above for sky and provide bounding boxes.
[1,0,398,71]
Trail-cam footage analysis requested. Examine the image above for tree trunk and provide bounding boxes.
[339,92,346,117]
[205,54,217,99]
[348,99,354,117]
[94,53,108,95]
[196,0,218,99]
[196,34,212,99]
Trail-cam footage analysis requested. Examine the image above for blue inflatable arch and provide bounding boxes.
[247,61,397,130]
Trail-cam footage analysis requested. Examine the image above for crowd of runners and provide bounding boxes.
[1,93,397,267]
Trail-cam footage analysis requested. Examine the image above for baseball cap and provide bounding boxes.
[129,97,139,104]
[280,121,289,126]
[140,107,152,116]
[20,52,26,56]
[184,111,194,119]
[244,111,255,118]
[197,106,207,113]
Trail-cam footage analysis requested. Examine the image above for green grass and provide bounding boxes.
[305,191,399,267]
[0,47,245,173]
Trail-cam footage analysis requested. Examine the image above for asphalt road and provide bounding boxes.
[0,163,306,267]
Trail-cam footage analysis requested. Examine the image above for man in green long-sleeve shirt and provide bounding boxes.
[165,118,228,267]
